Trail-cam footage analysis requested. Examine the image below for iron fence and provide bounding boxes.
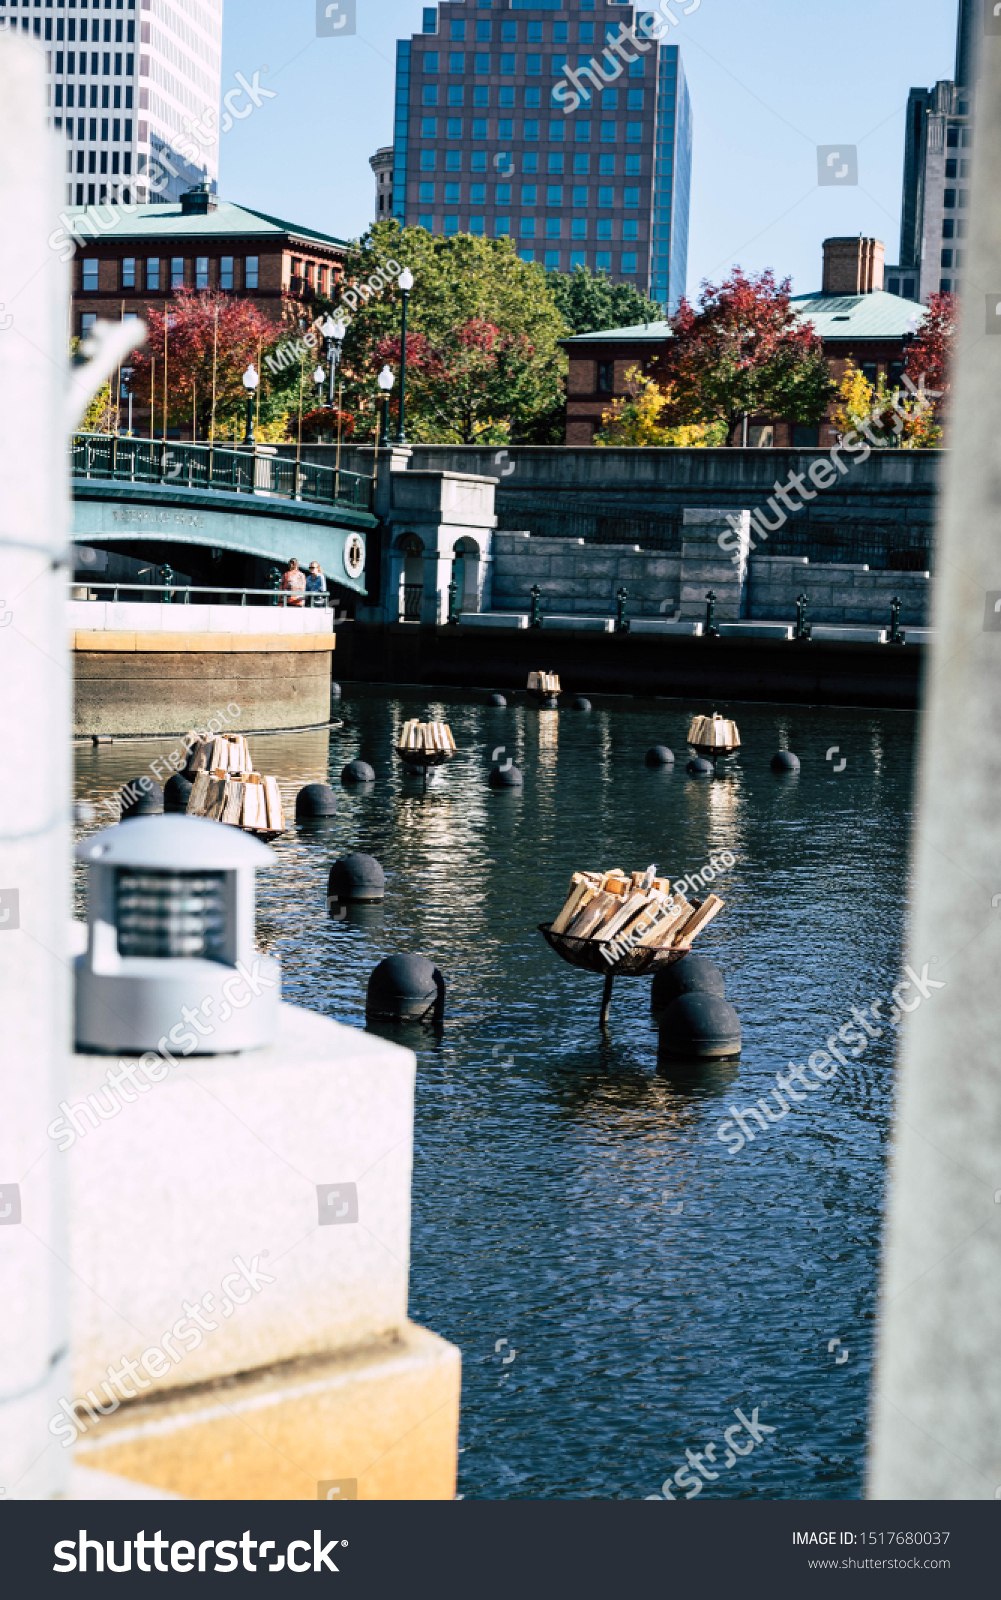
[71,433,373,512]
[68,582,334,608]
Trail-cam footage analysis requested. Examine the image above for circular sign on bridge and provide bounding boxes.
[344,533,365,580]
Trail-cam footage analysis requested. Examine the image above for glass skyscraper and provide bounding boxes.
[392,0,692,311]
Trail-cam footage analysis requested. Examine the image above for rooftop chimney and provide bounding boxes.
[179,183,218,217]
[822,236,885,296]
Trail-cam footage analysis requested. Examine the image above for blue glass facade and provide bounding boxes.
[650,44,690,313]
[391,2,691,301]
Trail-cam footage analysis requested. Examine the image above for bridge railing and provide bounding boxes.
[68,582,338,608]
[70,433,374,513]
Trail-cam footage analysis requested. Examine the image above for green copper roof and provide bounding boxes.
[63,200,348,250]
[561,291,925,347]
[789,289,924,340]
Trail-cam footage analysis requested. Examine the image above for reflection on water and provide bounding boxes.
[74,688,917,1501]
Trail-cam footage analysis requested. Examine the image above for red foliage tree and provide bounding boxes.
[663,268,835,444]
[127,290,279,439]
[903,291,956,423]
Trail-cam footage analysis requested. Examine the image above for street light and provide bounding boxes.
[378,363,395,447]
[242,362,259,446]
[319,315,347,408]
[396,266,414,444]
[121,366,134,436]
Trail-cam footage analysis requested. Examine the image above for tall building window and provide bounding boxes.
[146,258,160,291]
[220,257,234,291]
[449,52,465,72]
[196,257,209,289]
[245,257,259,289]
[82,259,99,292]
[171,258,184,290]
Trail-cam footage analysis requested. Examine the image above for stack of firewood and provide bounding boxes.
[687,714,741,751]
[183,732,285,833]
[551,865,722,950]
[397,719,457,756]
[527,671,561,694]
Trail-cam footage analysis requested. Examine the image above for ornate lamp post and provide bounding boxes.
[378,364,395,446]
[242,362,259,446]
[395,266,414,444]
[319,315,346,408]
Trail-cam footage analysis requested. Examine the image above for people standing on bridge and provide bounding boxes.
[305,561,326,608]
[281,557,306,607]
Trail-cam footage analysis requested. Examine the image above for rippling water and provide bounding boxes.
[74,687,917,1501]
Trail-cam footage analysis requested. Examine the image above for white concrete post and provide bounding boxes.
[868,27,1001,1499]
[0,40,74,1502]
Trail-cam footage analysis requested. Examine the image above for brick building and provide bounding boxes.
[390,0,693,311]
[562,237,920,445]
[67,185,348,344]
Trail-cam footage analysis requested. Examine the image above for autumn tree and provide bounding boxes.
[593,364,725,447]
[903,290,954,442]
[128,290,297,440]
[662,268,835,444]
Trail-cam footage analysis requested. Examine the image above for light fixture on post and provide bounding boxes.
[377,363,395,447]
[319,315,347,408]
[74,815,281,1054]
[313,363,326,404]
[395,266,414,444]
[242,361,259,447]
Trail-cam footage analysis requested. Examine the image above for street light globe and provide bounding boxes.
[378,365,395,392]
[398,268,414,292]
[313,366,325,385]
[319,316,336,338]
[242,363,259,390]
[331,318,347,341]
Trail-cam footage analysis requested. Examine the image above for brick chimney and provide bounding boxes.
[822,237,885,295]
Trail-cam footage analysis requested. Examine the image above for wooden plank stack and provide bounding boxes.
[551,865,723,950]
[183,732,285,834]
[397,720,457,756]
[687,714,741,752]
[527,671,561,694]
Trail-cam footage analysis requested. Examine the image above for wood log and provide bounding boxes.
[263,776,284,831]
[567,890,617,939]
[242,778,267,830]
[553,875,595,935]
[674,894,723,945]
[221,779,244,825]
[186,771,213,816]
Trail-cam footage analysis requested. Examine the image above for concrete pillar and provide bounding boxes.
[0,40,74,1501]
[678,509,750,621]
[868,24,1001,1500]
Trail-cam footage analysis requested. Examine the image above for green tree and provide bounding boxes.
[546,263,664,336]
[331,222,567,443]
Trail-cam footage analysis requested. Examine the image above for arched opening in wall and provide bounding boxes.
[452,536,482,616]
[399,532,424,622]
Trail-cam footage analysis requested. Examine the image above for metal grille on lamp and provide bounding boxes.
[115,869,227,960]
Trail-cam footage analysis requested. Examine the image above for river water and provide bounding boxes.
[74,686,918,1501]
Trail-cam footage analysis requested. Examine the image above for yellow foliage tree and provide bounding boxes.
[833,359,941,449]
[594,365,726,447]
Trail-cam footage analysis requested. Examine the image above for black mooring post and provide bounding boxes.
[600,971,614,1028]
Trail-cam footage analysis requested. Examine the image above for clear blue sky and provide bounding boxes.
[219,0,957,299]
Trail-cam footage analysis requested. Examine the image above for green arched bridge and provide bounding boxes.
[70,434,376,594]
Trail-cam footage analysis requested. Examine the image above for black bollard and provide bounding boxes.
[330,681,342,700]
[295,783,337,818]
[341,759,375,785]
[366,954,445,1021]
[571,696,592,711]
[328,852,386,905]
[686,757,715,777]
[651,954,726,1020]
[489,764,523,788]
[770,751,801,773]
[488,692,507,707]
[645,745,675,767]
[119,779,163,819]
[163,773,193,813]
[658,992,742,1060]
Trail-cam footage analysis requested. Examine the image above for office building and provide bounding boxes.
[886,0,975,302]
[370,144,394,220]
[1,0,224,209]
[390,0,693,310]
